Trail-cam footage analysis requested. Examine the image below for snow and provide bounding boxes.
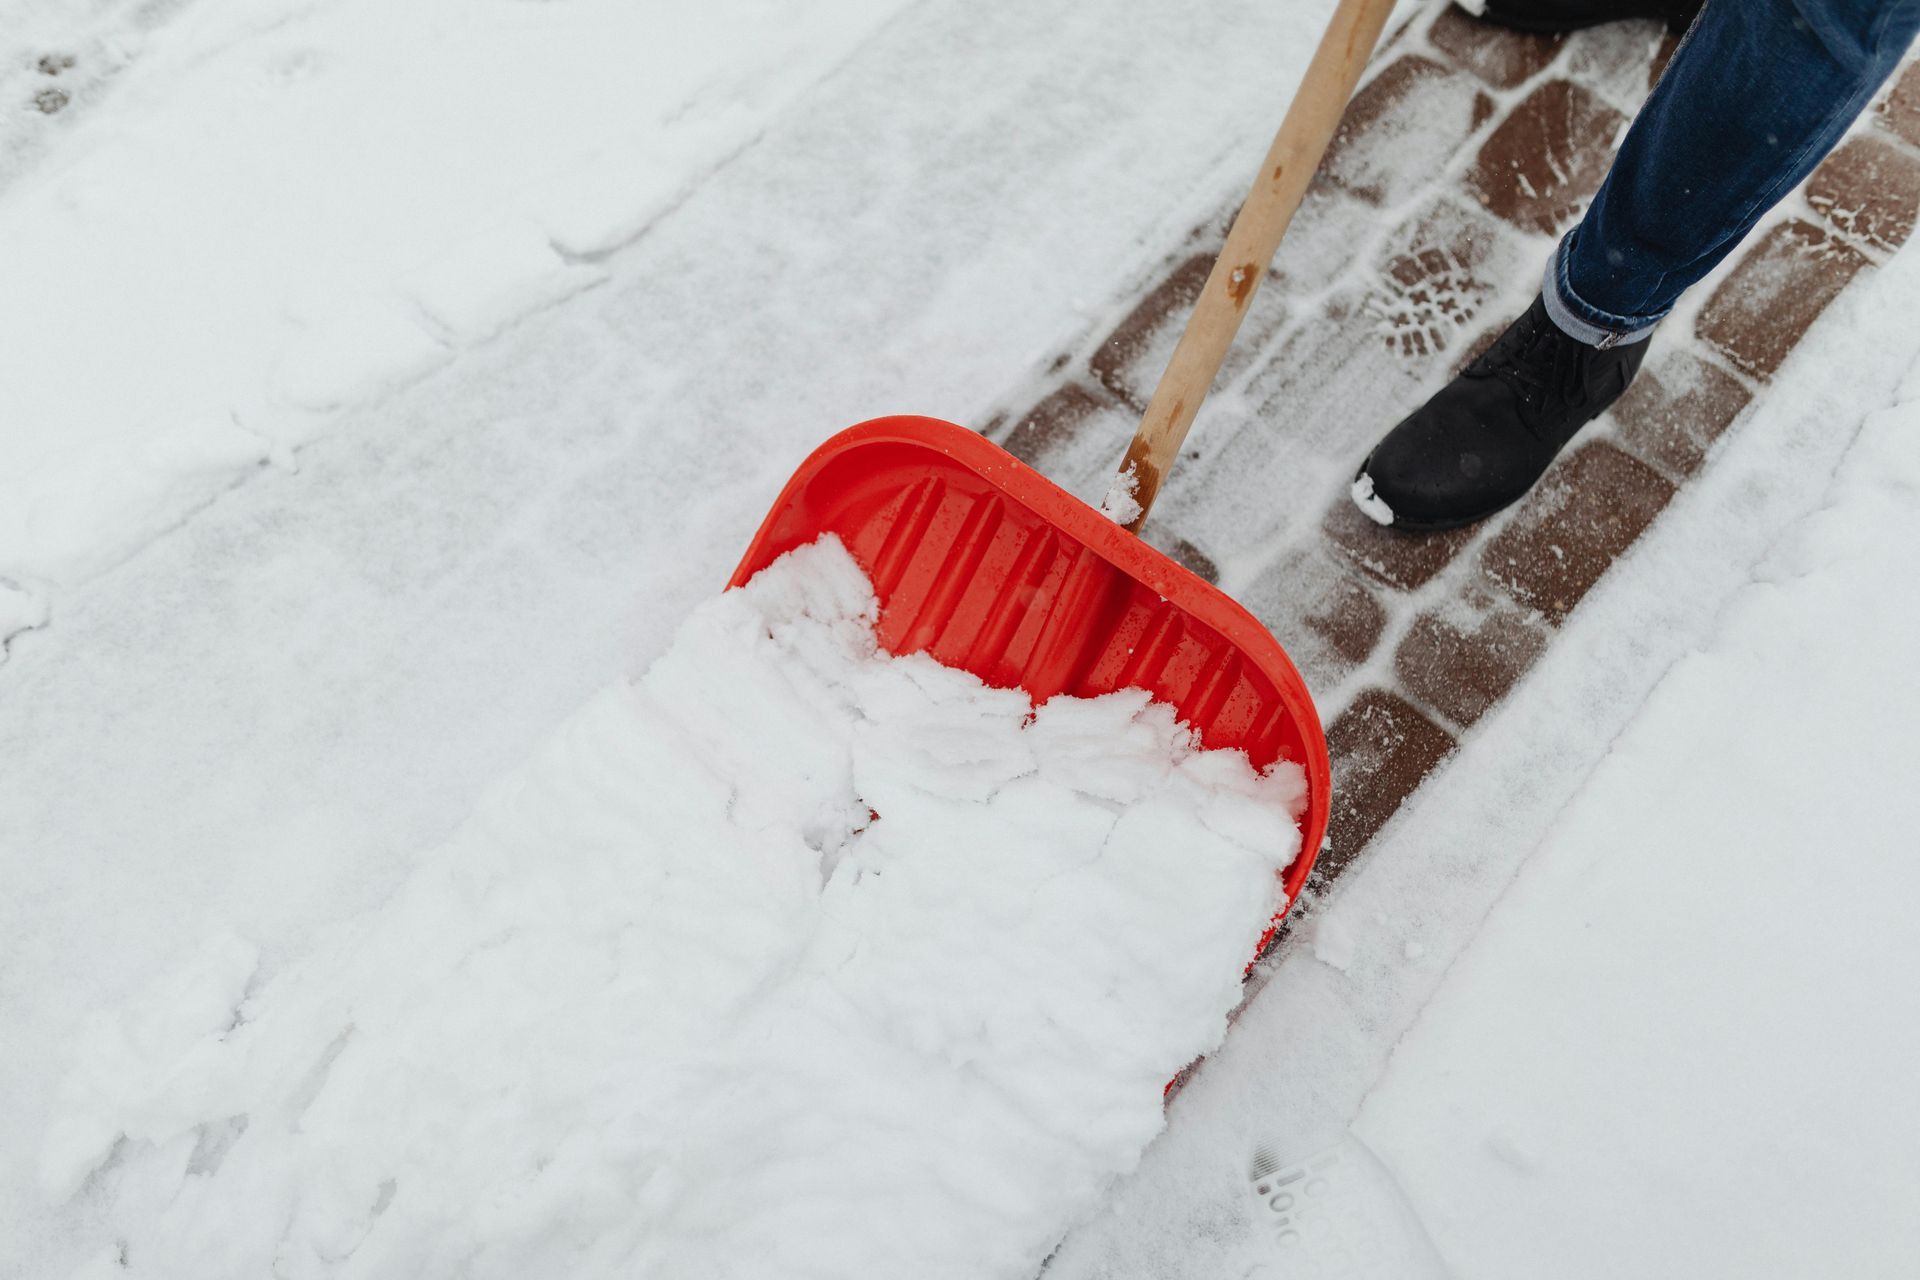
[1349,472,1395,525]
[40,537,1305,1278]
[1046,233,1920,1280]
[1100,463,1144,525]
[7,0,1920,1272]
[4,4,1359,1267]
[0,0,911,589]
[1350,355,1920,1278]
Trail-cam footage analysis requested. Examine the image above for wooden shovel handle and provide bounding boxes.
[1115,0,1398,533]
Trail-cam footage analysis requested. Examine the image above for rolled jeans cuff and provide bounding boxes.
[1543,235,1661,349]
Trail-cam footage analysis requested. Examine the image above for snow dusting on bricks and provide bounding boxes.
[1696,219,1871,379]
[1394,585,1549,730]
[1322,690,1455,874]
[43,539,1306,1278]
[1425,6,1564,91]
[1605,349,1753,481]
[1481,442,1675,623]
[1879,60,1920,150]
[1806,134,1920,254]
[979,8,1914,934]
[1466,79,1628,236]
[1321,56,1495,208]
[1322,498,1475,592]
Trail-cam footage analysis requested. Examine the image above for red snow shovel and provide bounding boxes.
[732,0,1396,944]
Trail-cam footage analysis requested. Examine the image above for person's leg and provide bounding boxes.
[1352,0,1920,532]
[1550,0,1920,346]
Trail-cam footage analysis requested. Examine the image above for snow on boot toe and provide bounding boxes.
[1354,294,1648,532]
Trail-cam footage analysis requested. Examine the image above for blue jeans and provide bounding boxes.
[1544,0,1920,347]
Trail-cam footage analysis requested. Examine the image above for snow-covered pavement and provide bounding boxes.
[1048,242,1920,1280]
[6,0,1920,1274]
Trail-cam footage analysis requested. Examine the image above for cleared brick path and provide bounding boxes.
[982,9,1919,951]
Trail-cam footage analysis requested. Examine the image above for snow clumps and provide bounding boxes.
[41,536,1305,1279]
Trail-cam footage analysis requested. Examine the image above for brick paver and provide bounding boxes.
[1395,587,1549,729]
[1482,442,1675,623]
[1806,134,1920,253]
[1426,6,1562,90]
[1880,61,1920,150]
[1467,79,1628,236]
[1607,349,1751,481]
[1696,220,1870,380]
[1323,55,1496,208]
[982,5,1914,953]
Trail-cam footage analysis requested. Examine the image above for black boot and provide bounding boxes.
[1462,0,1701,34]
[1352,294,1649,532]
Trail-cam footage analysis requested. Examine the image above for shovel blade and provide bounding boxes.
[731,417,1330,906]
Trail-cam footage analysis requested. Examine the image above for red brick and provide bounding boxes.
[1480,441,1675,623]
[1322,689,1457,874]
[1090,251,1290,410]
[1427,5,1563,90]
[1322,55,1496,208]
[1394,587,1549,728]
[1091,256,1210,409]
[1877,60,1920,150]
[1696,219,1871,380]
[1807,134,1920,253]
[1147,532,1220,585]
[1466,79,1627,236]
[1000,382,1107,470]
[1322,497,1475,592]
[1607,350,1751,479]
[1365,197,1525,363]
[1240,547,1389,693]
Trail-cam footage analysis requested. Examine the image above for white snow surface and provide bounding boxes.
[1350,358,1920,1278]
[40,537,1304,1279]
[0,0,908,589]
[10,0,1920,1272]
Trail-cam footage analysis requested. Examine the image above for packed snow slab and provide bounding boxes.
[42,537,1305,1278]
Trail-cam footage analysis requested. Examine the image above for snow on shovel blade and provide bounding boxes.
[731,416,1330,915]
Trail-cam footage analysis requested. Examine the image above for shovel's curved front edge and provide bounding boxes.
[731,416,1331,910]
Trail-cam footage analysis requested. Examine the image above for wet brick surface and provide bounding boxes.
[1426,6,1563,90]
[1480,442,1675,623]
[1806,134,1920,254]
[1607,348,1752,480]
[1322,689,1457,874]
[1466,79,1627,236]
[1696,219,1871,380]
[1395,586,1550,729]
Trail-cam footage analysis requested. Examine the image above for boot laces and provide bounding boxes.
[1483,309,1592,434]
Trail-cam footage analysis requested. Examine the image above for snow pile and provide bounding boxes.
[41,537,1305,1279]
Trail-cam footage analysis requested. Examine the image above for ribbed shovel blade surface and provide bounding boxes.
[731,417,1330,903]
